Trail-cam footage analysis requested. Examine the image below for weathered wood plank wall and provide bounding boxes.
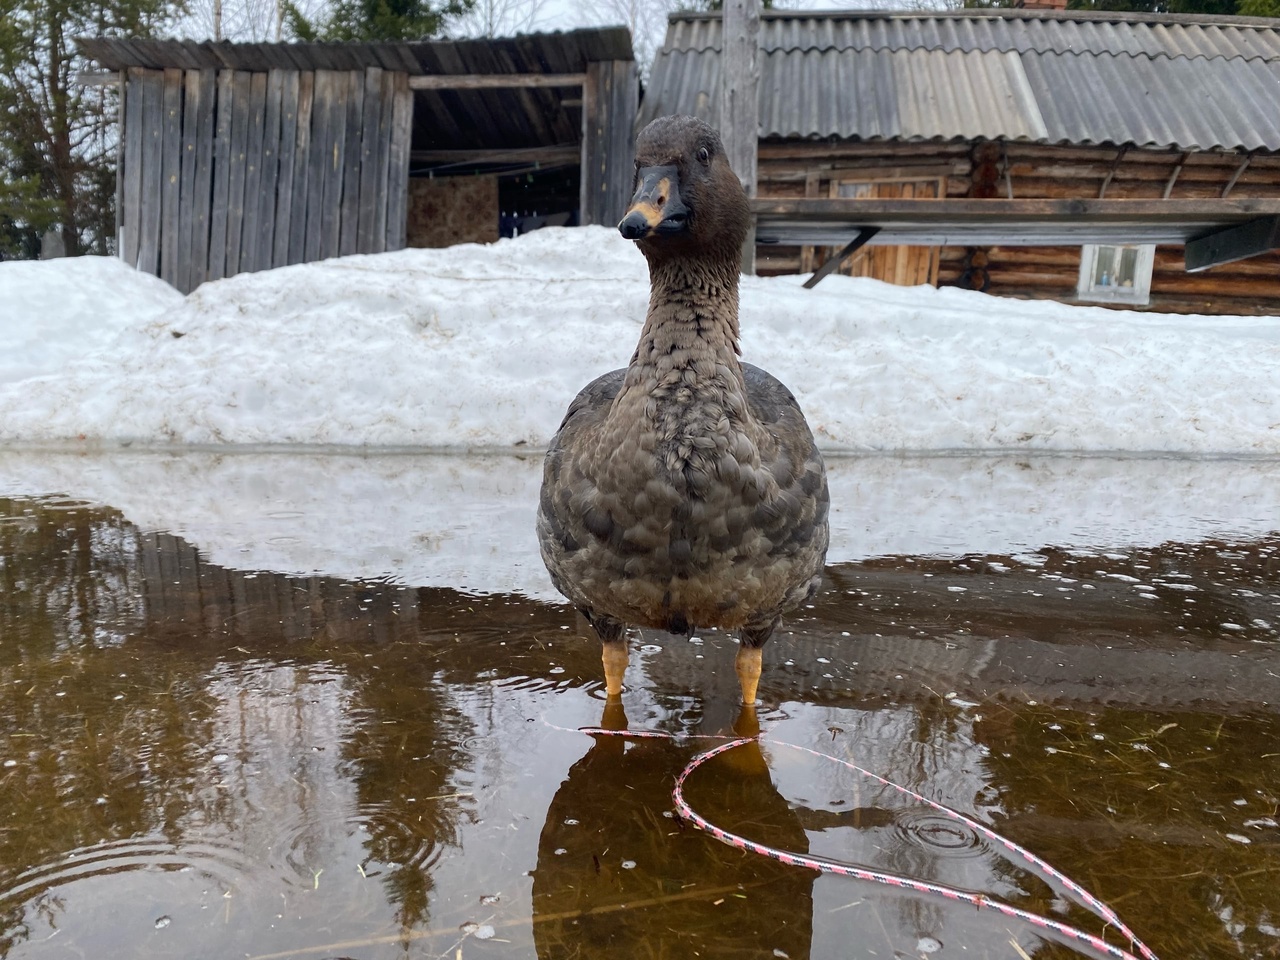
[753,138,1280,315]
[118,65,412,293]
[580,59,638,229]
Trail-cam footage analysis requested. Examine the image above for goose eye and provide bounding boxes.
[696,147,710,165]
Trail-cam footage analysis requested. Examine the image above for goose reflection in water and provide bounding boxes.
[530,701,814,959]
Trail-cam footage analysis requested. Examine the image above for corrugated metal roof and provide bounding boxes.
[642,10,1280,152]
[666,11,1280,63]
[79,28,634,153]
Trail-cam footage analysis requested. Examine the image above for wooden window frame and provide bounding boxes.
[1077,243,1155,306]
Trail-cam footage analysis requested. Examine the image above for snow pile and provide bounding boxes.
[0,227,1278,453]
[0,256,183,385]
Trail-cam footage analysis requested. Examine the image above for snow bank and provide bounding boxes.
[1,228,1278,453]
[0,256,183,385]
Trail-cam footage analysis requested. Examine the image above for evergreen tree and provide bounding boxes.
[283,0,474,41]
[0,0,178,258]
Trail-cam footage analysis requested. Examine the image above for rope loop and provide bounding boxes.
[560,721,1160,960]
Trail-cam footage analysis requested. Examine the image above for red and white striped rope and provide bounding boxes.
[561,722,1160,960]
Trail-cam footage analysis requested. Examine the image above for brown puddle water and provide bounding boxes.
[1,472,1279,960]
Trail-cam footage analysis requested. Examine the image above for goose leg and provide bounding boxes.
[585,611,628,697]
[737,617,779,705]
[602,640,629,697]
[735,645,763,705]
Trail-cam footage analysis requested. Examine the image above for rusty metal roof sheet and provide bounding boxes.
[641,10,1280,152]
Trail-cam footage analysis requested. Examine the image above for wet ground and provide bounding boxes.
[1,453,1279,960]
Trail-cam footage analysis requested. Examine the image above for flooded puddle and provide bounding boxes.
[1,452,1278,959]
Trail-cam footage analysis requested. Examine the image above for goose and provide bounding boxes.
[537,115,829,705]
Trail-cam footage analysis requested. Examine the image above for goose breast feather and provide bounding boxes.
[536,363,829,633]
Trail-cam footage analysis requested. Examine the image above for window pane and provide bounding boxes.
[1092,246,1116,287]
[1118,247,1138,287]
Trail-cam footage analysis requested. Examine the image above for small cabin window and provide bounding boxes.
[1077,244,1155,305]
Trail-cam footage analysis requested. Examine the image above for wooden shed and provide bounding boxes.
[79,29,637,294]
[642,9,1280,314]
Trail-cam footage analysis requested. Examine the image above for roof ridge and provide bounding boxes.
[663,15,1280,65]
[670,8,1280,32]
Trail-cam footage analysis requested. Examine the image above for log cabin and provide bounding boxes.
[640,7,1280,314]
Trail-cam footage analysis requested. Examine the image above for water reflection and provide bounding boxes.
[532,703,813,959]
[0,498,479,958]
[0,484,1278,959]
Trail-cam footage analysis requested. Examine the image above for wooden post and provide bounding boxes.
[720,0,759,275]
[114,69,126,258]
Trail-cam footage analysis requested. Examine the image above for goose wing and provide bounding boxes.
[537,368,626,585]
[741,362,830,573]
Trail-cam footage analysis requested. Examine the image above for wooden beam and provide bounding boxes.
[802,227,880,289]
[410,143,579,165]
[721,0,760,275]
[752,197,1280,248]
[1185,215,1280,272]
[407,72,585,90]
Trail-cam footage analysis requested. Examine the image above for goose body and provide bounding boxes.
[537,116,829,703]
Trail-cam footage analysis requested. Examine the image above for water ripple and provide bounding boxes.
[894,810,989,859]
[0,835,256,908]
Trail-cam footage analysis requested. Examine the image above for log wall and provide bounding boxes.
[119,66,413,294]
[753,138,1280,315]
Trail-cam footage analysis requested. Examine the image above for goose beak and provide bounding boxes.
[619,164,689,240]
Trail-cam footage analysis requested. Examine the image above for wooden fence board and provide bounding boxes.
[256,69,284,274]
[239,71,268,273]
[372,68,395,254]
[113,70,124,254]
[384,71,412,251]
[339,70,365,256]
[176,69,200,292]
[356,67,383,253]
[580,60,635,228]
[121,68,144,268]
[273,70,301,267]
[286,71,314,265]
[159,68,183,287]
[190,69,216,290]
[304,70,334,262]
[137,69,164,277]
[224,70,252,277]
[209,69,234,281]
[320,69,349,260]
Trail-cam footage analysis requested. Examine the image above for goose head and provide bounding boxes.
[618,116,750,264]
